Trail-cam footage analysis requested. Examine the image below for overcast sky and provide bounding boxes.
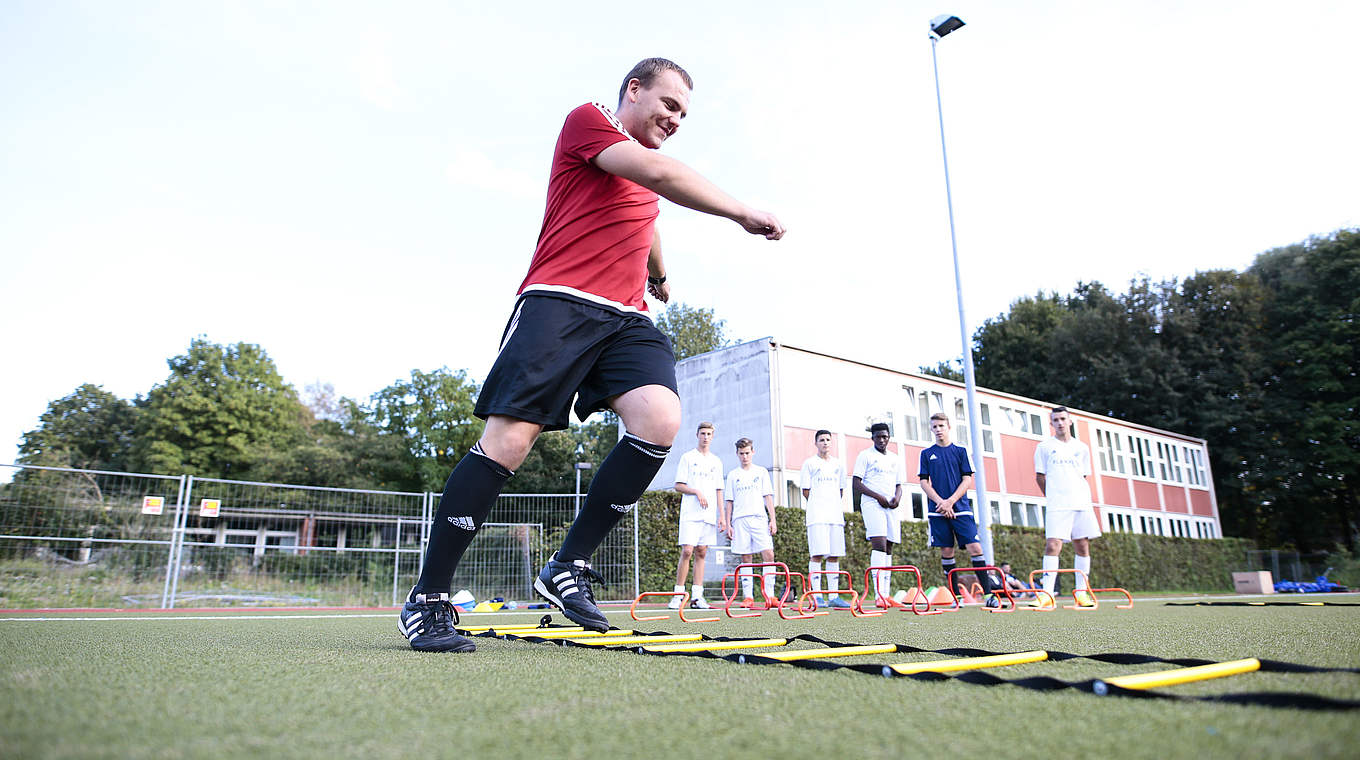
[3,0,1357,475]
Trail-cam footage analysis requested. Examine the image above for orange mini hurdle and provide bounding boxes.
[721,562,794,618]
[1027,568,1110,610]
[859,565,942,616]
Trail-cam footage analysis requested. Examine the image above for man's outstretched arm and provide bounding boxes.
[594,141,784,239]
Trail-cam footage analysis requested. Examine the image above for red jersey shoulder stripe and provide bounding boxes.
[590,102,638,144]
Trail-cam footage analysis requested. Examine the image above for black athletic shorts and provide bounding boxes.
[473,293,678,431]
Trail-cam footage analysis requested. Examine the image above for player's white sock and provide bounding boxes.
[870,550,887,599]
[690,583,704,600]
[761,567,777,602]
[1074,554,1091,589]
[1041,555,1059,594]
[826,560,840,594]
[669,584,685,609]
[809,561,822,593]
[881,555,893,599]
[741,573,754,599]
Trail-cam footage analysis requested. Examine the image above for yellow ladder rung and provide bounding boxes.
[888,650,1049,675]
[460,624,582,634]
[515,629,634,640]
[760,644,897,662]
[571,634,704,646]
[643,638,788,653]
[1097,658,1260,692]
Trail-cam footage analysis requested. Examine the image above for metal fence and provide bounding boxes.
[0,463,639,609]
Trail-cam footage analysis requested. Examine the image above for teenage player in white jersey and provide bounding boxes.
[670,421,724,609]
[398,58,784,652]
[723,438,778,607]
[1033,406,1100,608]
[852,422,904,607]
[800,429,850,609]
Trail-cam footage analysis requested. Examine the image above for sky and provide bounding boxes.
[3,0,1358,474]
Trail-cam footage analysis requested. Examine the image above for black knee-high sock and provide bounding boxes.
[972,555,996,593]
[941,557,958,591]
[557,433,670,563]
[413,444,513,596]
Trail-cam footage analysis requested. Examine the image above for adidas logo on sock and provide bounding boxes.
[447,516,476,530]
[609,502,636,514]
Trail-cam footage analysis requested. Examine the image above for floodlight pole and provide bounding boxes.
[931,17,994,564]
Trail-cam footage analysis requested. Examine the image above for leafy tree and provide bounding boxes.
[17,384,138,471]
[368,368,483,492]
[655,301,728,360]
[919,359,963,382]
[130,339,309,478]
[1248,231,1359,549]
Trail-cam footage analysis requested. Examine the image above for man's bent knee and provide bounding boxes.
[611,385,681,446]
[479,416,543,470]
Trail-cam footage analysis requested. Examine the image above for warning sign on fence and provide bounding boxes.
[200,499,220,518]
[142,496,164,515]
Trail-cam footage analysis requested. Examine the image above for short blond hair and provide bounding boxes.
[735,438,753,450]
[929,412,949,423]
[697,421,714,432]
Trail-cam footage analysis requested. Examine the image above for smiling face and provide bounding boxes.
[618,69,690,149]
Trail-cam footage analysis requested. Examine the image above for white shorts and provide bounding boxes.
[730,515,773,555]
[861,502,901,543]
[677,520,718,547]
[806,523,846,558]
[1045,509,1102,541]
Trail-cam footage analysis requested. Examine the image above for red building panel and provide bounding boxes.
[1132,480,1161,509]
[1190,489,1214,517]
[983,457,1000,492]
[1001,435,1043,497]
[1101,476,1132,507]
[783,426,818,469]
[1163,486,1189,513]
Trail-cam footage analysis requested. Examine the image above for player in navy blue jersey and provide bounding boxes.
[918,413,997,606]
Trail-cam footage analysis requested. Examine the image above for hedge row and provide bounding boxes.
[636,490,1254,594]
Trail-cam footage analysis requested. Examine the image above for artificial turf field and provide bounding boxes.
[2,595,1358,760]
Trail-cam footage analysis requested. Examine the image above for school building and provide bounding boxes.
[649,337,1222,540]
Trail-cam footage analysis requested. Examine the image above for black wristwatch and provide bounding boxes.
[648,274,667,285]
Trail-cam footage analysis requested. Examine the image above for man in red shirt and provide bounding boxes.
[399,58,784,652]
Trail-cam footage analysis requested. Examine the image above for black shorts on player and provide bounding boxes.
[474,293,678,430]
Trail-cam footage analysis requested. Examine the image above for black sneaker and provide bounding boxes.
[533,553,609,632]
[398,589,476,653]
[984,593,1001,609]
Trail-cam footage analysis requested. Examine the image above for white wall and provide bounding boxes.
[648,338,775,491]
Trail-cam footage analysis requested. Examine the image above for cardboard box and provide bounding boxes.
[1232,571,1274,594]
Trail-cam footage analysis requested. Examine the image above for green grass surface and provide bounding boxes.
[3,597,1359,760]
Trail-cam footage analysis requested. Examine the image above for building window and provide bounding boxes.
[902,386,920,443]
[1171,446,1183,483]
[954,398,968,444]
[911,492,925,521]
[989,499,1000,527]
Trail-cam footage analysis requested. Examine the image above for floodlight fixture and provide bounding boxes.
[930,14,965,38]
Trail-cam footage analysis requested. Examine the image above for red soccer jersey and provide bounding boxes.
[517,102,660,314]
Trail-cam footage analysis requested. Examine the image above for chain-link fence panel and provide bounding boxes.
[165,476,427,608]
[0,464,184,608]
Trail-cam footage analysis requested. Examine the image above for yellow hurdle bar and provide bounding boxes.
[759,644,897,662]
[571,634,704,646]
[1095,658,1261,693]
[643,638,788,653]
[888,650,1049,675]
